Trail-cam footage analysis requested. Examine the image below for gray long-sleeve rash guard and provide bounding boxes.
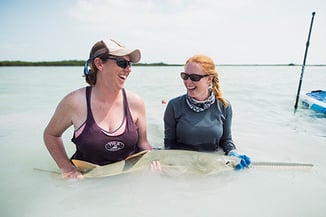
[163,94,236,154]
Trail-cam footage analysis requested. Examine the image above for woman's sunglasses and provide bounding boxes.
[106,57,132,69]
[180,72,209,82]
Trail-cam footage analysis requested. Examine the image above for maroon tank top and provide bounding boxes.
[71,86,139,165]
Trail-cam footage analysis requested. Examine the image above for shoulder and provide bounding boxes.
[58,87,87,112]
[124,89,145,109]
[215,98,232,115]
[62,87,86,105]
[216,98,231,107]
[168,94,186,106]
[48,87,87,129]
[164,94,187,116]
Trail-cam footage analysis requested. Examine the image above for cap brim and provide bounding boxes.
[110,49,141,63]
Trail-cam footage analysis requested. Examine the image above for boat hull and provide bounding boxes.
[301,90,326,114]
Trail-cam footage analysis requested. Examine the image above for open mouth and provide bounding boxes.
[187,86,196,91]
[119,74,127,80]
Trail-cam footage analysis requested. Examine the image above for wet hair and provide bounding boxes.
[185,55,228,107]
[84,41,109,85]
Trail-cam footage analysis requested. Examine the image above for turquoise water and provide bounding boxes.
[0,66,325,217]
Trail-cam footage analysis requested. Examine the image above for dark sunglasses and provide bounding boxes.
[180,72,209,82]
[106,57,132,69]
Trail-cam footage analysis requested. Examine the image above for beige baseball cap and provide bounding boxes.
[90,38,141,63]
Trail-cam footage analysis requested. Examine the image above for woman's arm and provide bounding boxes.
[43,92,83,178]
[163,101,177,149]
[129,92,152,151]
[220,104,236,154]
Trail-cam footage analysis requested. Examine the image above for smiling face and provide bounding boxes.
[184,62,212,101]
[94,55,132,90]
[107,55,131,82]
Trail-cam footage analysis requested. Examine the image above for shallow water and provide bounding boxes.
[0,66,325,217]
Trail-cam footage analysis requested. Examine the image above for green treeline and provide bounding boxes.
[0,60,182,67]
[1,60,325,67]
[0,60,84,66]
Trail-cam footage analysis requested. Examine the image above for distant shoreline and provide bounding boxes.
[0,60,325,67]
[0,60,182,67]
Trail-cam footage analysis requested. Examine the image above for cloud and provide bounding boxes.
[68,0,267,63]
[70,0,253,31]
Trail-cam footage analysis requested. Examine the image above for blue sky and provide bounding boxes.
[1,0,325,64]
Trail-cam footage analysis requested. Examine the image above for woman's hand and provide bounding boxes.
[150,161,164,173]
[61,167,84,179]
[228,151,251,170]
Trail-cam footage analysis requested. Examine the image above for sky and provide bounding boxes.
[1,0,325,64]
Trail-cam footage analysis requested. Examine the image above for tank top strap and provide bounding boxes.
[122,88,129,116]
[85,86,94,121]
[122,88,134,127]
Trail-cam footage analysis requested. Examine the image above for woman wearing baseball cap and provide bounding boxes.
[43,38,152,179]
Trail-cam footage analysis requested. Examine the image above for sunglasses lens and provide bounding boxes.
[180,72,188,80]
[105,57,131,69]
[189,74,201,81]
[180,73,203,81]
[116,59,131,69]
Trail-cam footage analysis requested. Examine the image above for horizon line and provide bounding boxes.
[0,60,325,67]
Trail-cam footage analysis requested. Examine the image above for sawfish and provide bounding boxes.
[36,150,313,178]
[72,150,240,178]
